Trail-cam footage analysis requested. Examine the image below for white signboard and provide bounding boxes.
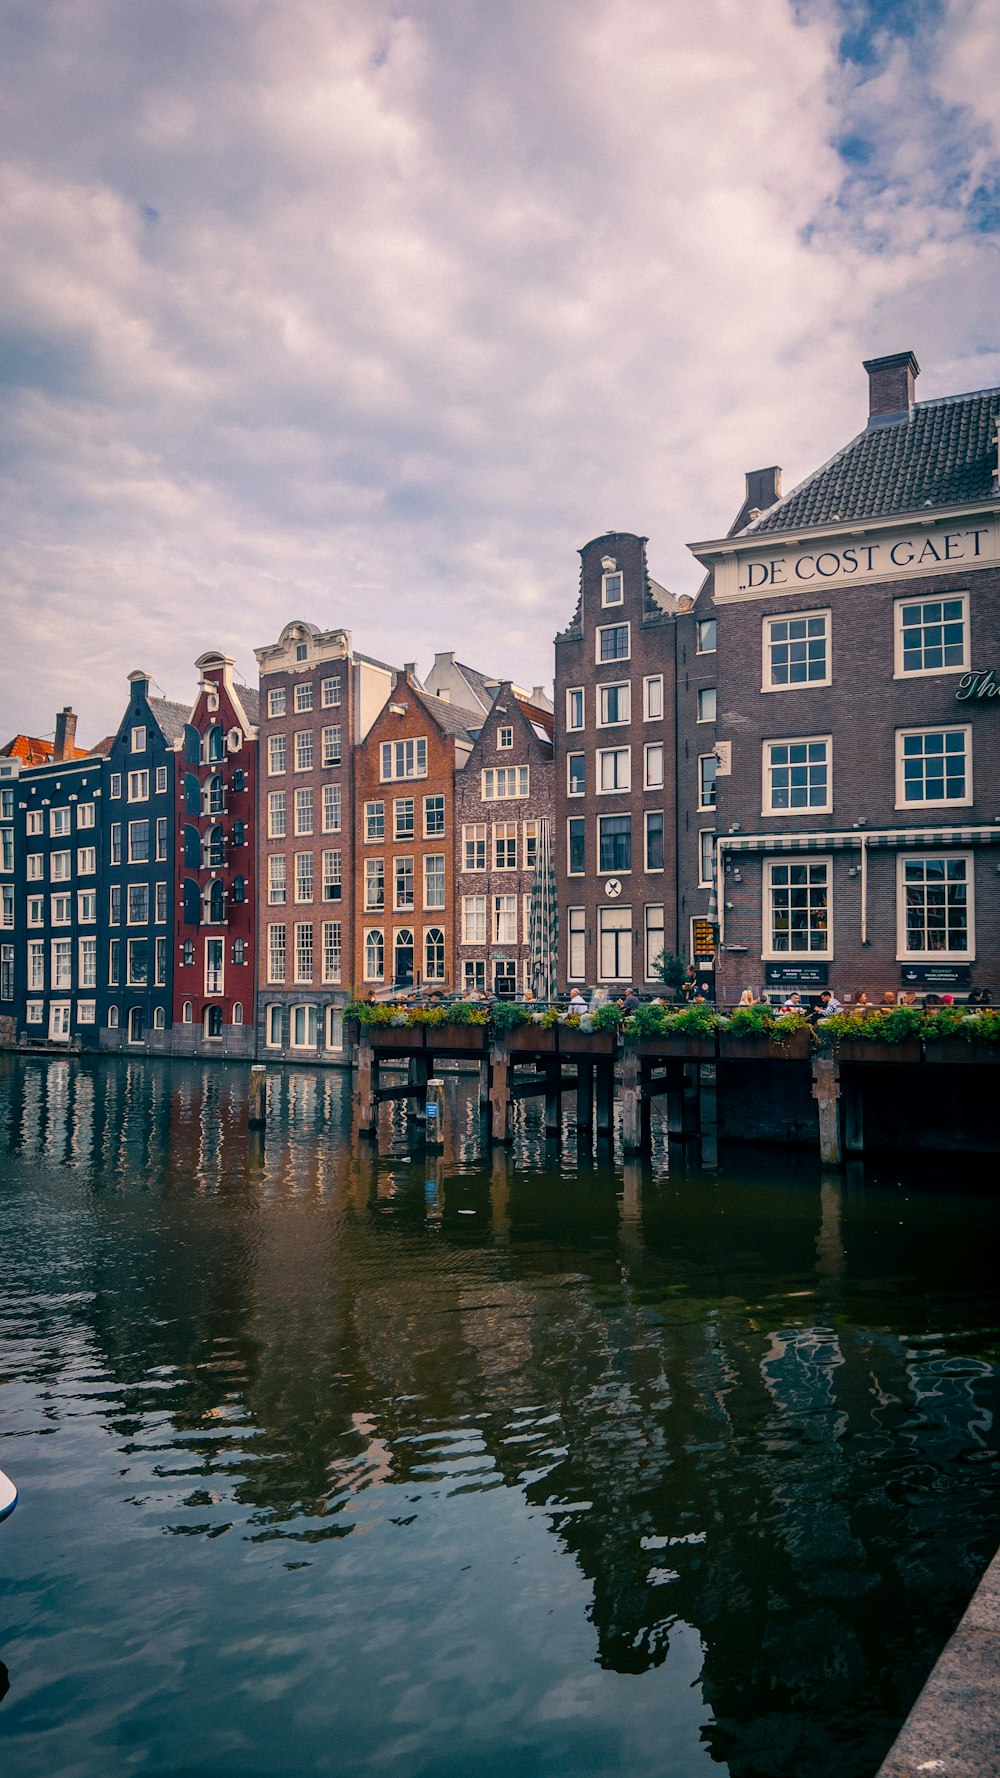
[714,515,999,602]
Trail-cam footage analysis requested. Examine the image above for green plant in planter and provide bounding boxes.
[768,1012,814,1047]
[962,1009,1000,1045]
[656,1005,721,1039]
[652,950,687,991]
[489,1001,532,1034]
[722,1004,775,1038]
[625,1001,670,1038]
[539,1007,561,1029]
[591,1003,625,1032]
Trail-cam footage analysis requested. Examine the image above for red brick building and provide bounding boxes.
[453,684,554,997]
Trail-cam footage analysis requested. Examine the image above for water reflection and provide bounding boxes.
[0,1053,998,1778]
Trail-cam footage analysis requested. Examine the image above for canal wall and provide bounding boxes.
[875,1543,1000,1778]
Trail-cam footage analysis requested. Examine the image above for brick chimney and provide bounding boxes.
[864,351,919,425]
[53,707,78,762]
[745,466,781,517]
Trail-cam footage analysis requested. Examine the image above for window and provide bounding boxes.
[77,846,96,875]
[643,676,663,721]
[131,725,147,753]
[494,895,517,944]
[294,682,313,712]
[0,944,12,1000]
[764,737,831,814]
[51,850,71,880]
[203,826,224,869]
[268,855,287,904]
[365,801,385,841]
[598,682,630,726]
[424,854,446,909]
[321,676,341,707]
[126,937,148,987]
[295,853,314,903]
[322,849,341,901]
[206,726,225,763]
[109,938,120,985]
[463,824,486,871]
[523,821,538,869]
[394,797,415,840]
[364,857,385,911]
[27,854,43,881]
[698,830,715,888]
[645,810,664,872]
[381,738,427,781]
[268,734,286,774]
[77,999,95,1025]
[323,784,342,832]
[322,725,341,766]
[0,830,11,875]
[28,940,45,990]
[0,884,11,928]
[598,747,631,793]
[597,622,630,663]
[110,772,122,799]
[568,908,586,981]
[268,924,286,982]
[697,688,717,723]
[696,618,717,653]
[232,935,245,965]
[128,770,149,802]
[462,895,486,943]
[268,791,287,837]
[109,885,121,926]
[78,890,96,923]
[424,928,445,981]
[155,937,168,984]
[493,823,517,870]
[394,856,414,911]
[896,726,971,808]
[598,815,631,872]
[268,688,287,717]
[294,922,313,982]
[322,920,342,983]
[766,859,830,956]
[567,753,585,796]
[50,807,71,837]
[205,774,224,816]
[266,1004,282,1046]
[77,802,95,829]
[423,794,445,837]
[898,854,971,958]
[128,884,149,925]
[598,907,632,980]
[482,766,529,799]
[566,687,584,731]
[110,822,123,865]
[698,755,717,810]
[763,611,831,690]
[291,1004,318,1048]
[51,892,72,925]
[27,810,43,835]
[294,731,313,771]
[567,817,585,875]
[182,939,194,966]
[295,641,308,662]
[644,743,664,790]
[464,960,487,994]
[364,929,384,981]
[295,787,314,834]
[79,937,97,988]
[896,595,968,677]
[155,817,168,861]
[602,569,623,606]
[644,905,665,981]
[0,788,11,820]
[155,882,167,923]
[28,895,43,927]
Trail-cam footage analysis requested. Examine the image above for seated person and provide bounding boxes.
[815,989,843,1019]
[567,988,588,1013]
[778,991,803,1016]
[737,989,757,1007]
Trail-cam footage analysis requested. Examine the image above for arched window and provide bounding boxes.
[205,725,224,763]
[232,818,245,846]
[424,927,446,982]
[204,826,224,868]
[107,1006,119,1029]
[204,880,224,924]
[182,1000,193,1023]
[205,774,224,815]
[233,875,246,904]
[232,769,245,793]
[182,940,195,966]
[365,929,384,981]
[127,1006,144,1044]
[233,937,245,965]
[393,928,414,988]
[153,1006,166,1030]
[232,1003,243,1025]
[205,1005,222,1039]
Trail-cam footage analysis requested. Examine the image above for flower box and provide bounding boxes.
[505,1024,557,1052]
[835,1038,921,1065]
[429,1023,488,1052]
[634,1035,716,1060]
[557,1028,616,1056]
[923,1037,1000,1066]
[718,1031,812,1061]
[368,1024,425,1051]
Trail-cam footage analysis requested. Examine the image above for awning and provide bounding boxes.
[723,833,860,854]
[865,827,1000,848]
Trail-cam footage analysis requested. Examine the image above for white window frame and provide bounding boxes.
[762,735,832,817]
[567,907,586,981]
[895,724,972,810]
[644,905,665,982]
[462,894,486,943]
[696,618,717,654]
[601,568,624,607]
[364,927,384,982]
[321,676,341,708]
[762,609,831,693]
[267,688,287,718]
[565,687,584,732]
[643,675,663,721]
[423,853,446,910]
[643,743,664,790]
[597,906,632,982]
[895,850,974,962]
[131,725,147,753]
[597,682,630,728]
[698,754,717,811]
[266,1004,283,1046]
[596,621,631,665]
[762,856,832,962]
[696,688,717,724]
[290,1003,318,1049]
[894,592,969,679]
[294,681,314,712]
[567,752,585,797]
[77,802,95,829]
[598,746,631,794]
[566,816,586,877]
[497,725,513,750]
[697,830,715,889]
[268,734,286,775]
[644,809,664,874]
[268,790,287,838]
[462,823,486,872]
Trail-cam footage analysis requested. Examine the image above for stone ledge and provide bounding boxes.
[876,1546,1000,1778]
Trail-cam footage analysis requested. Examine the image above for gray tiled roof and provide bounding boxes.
[148,697,190,747]
[744,386,1000,537]
[410,683,478,740]
[235,684,260,726]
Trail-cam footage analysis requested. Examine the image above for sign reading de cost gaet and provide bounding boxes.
[711,516,999,600]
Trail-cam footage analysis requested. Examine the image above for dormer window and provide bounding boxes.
[602,568,623,607]
[296,642,308,662]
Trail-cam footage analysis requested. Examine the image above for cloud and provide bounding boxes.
[0,0,997,741]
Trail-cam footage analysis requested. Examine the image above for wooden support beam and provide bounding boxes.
[596,1058,615,1139]
[490,1044,513,1145]
[248,1065,267,1129]
[621,1047,642,1155]
[544,1060,562,1137]
[406,1053,429,1119]
[575,1058,594,1130]
[843,1071,864,1155]
[355,1038,378,1138]
[812,1056,842,1166]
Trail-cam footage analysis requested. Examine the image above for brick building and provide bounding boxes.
[453,684,554,997]
[554,533,679,990]
[254,620,395,1061]
[689,352,1000,1003]
[353,676,477,993]
[173,652,259,1055]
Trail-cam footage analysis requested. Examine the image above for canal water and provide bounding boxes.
[0,1055,997,1778]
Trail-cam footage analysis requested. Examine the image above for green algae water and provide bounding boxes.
[0,1054,997,1778]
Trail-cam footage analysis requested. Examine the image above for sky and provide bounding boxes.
[1,0,998,743]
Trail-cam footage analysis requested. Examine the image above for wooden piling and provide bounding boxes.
[424,1077,445,1150]
[621,1047,642,1155]
[811,1056,842,1165]
[248,1065,267,1129]
[843,1072,864,1154]
[544,1060,562,1136]
[595,1058,615,1139]
[575,1058,594,1131]
[356,1035,378,1138]
[489,1044,513,1145]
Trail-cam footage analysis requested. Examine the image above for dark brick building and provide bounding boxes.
[689,352,1000,1004]
[453,684,554,997]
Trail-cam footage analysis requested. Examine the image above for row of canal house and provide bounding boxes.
[1,350,998,1054]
